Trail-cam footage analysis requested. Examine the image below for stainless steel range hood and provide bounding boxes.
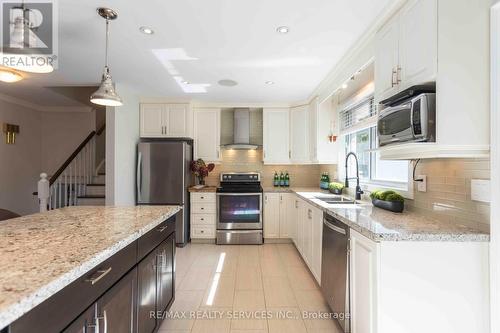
[222,109,260,150]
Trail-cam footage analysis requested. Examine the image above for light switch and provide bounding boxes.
[471,179,491,203]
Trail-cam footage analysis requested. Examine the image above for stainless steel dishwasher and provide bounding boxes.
[321,212,350,332]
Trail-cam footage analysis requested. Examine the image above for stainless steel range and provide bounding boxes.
[216,172,263,245]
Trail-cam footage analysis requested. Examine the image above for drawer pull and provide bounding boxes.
[86,267,112,285]
[157,225,168,232]
[200,218,205,221]
[201,196,204,199]
[201,207,204,210]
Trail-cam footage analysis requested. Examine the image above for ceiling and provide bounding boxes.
[3,0,393,104]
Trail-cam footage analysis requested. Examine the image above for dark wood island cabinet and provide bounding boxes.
[4,208,179,333]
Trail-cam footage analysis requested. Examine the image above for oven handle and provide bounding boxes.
[216,193,263,196]
[379,102,412,118]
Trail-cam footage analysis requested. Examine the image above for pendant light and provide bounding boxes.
[90,8,123,107]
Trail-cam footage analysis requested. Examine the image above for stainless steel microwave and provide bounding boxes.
[378,93,436,146]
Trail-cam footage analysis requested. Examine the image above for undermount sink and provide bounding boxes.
[314,196,357,205]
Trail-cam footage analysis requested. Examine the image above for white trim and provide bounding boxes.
[490,3,500,332]
[378,143,491,160]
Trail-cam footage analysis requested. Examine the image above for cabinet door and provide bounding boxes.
[157,234,175,314]
[296,199,306,255]
[137,250,158,333]
[375,16,400,102]
[263,108,290,164]
[279,193,292,238]
[303,204,313,267]
[311,207,323,285]
[350,229,379,333]
[399,0,437,90]
[290,105,310,163]
[62,305,97,333]
[140,104,165,137]
[166,104,190,137]
[97,268,137,333]
[193,108,221,162]
[290,197,299,245]
[263,193,280,239]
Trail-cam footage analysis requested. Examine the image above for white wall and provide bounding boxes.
[0,99,41,215]
[106,84,140,206]
[40,111,95,174]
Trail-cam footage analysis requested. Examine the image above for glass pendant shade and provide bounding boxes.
[90,67,123,106]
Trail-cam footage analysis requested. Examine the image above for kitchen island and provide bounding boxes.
[0,205,181,332]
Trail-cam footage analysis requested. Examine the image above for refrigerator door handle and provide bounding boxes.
[137,152,142,201]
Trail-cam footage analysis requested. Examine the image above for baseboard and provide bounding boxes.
[264,238,293,244]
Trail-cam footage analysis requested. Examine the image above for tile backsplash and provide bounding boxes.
[405,158,490,231]
[203,150,320,188]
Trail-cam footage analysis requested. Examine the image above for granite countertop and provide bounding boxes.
[268,188,489,242]
[0,205,181,329]
[188,186,218,192]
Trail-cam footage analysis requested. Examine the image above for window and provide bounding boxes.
[339,95,410,196]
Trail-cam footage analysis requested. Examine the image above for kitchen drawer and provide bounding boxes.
[191,193,216,203]
[191,214,216,226]
[191,226,215,238]
[192,202,216,214]
[10,243,136,333]
[137,216,175,261]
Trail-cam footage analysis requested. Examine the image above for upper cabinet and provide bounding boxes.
[140,103,192,138]
[375,0,437,102]
[193,108,221,163]
[290,105,310,163]
[263,108,290,164]
[376,0,490,159]
[310,96,339,164]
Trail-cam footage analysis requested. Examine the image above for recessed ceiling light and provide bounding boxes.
[265,81,275,85]
[139,26,154,35]
[0,68,23,83]
[218,79,238,87]
[276,26,290,34]
[182,80,189,84]
[342,83,348,89]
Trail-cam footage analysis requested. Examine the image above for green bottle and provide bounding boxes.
[279,172,285,187]
[273,172,279,187]
[284,172,290,187]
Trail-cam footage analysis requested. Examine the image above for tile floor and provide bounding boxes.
[158,243,342,333]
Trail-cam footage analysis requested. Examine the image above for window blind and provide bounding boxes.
[339,95,376,132]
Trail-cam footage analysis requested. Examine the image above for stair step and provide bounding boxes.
[86,184,105,196]
[93,174,106,183]
[77,195,105,206]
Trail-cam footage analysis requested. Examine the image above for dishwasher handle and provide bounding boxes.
[323,219,347,235]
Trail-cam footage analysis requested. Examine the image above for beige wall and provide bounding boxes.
[203,150,320,188]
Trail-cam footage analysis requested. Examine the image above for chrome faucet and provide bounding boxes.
[345,152,364,200]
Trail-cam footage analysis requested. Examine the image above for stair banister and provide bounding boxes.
[37,173,49,212]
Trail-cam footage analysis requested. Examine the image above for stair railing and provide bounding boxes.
[36,124,105,212]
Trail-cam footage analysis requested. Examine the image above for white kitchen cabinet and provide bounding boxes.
[350,229,379,333]
[290,105,310,163]
[310,96,339,164]
[302,203,313,267]
[310,205,323,284]
[193,108,221,163]
[375,16,400,102]
[398,0,437,90]
[295,198,306,254]
[190,192,217,240]
[140,103,192,138]
[264,192,294,239]
[263,108,290,164]
[264,193,280,239]
[375,0,437,102]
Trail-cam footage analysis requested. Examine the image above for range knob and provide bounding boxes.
[228,175,232,179]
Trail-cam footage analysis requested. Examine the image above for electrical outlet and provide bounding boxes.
[417,175,427,192]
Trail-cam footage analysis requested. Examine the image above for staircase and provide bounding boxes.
[36,125,106,211]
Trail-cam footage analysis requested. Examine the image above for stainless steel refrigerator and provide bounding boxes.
[136,140,193,246]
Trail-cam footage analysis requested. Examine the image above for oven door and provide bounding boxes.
[217,193,263,230]
[378,102,414,146]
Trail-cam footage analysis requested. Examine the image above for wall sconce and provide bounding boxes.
[3,123,20,144]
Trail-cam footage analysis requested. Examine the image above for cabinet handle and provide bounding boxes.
[391,68,398,87]
[397,66,402,83]
[103,310,108,333]
[157,225,168,232]
[295,200,298,209]
[86,267,112,285]
[201,196,204,199]
[200,218,204,221]
[308,209,312,219]
[263,150,266,159]
[289,150,291,159]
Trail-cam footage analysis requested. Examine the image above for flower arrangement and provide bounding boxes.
[190,158,215,185]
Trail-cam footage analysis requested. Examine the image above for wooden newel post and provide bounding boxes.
[38,173,50,212]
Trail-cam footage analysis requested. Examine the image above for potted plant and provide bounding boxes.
[370,190,405,213]
[328,182,345,195]
[190,159,215,186]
